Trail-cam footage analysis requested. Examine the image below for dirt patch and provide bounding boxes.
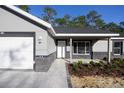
[71,75,124,88]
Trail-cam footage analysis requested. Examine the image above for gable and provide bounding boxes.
[0,6,47,32]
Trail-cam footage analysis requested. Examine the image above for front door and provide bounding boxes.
[57,41,66,58]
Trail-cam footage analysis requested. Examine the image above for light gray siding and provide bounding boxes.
[47,33,56,55]
[92,39,112,52]
[35,30,48,55]
[0,7,56,56]
[0,7,42,32]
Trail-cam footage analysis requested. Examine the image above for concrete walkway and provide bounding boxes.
[0,59,68,88]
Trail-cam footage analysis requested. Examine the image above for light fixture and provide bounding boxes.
[38,36,42,44]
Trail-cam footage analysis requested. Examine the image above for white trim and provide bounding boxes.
[56,33,119,37]
[73,53,90,55]
[111,37,124,39]
[70,38,72,63]
[114,54,121,55]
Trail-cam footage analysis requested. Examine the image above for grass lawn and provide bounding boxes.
[68,58,124,88]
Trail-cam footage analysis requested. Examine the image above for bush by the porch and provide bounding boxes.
[68,58,124,77]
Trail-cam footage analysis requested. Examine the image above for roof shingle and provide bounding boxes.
[53,27,117,34]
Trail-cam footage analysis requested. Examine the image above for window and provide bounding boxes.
[73,41,90,55]
[113,42,123,55]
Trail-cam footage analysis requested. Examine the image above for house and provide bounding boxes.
[0,5,123,71]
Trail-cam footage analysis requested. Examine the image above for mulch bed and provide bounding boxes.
[68,62,124,77]
[68,60,124,88]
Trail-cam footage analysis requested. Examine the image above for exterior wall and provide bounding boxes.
[92,39,112,59]
[34,52,56,72]
[0,7,57,71]
[35,33,56,72]
[47,33,56,55]
[0,7,42,32]
[92,39,112,52]
[0,7,56,56]
[64,39,124,60]
[35,31,48,55]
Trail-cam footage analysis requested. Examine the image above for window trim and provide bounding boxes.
[73,41,90,55]
[113,42,122,55]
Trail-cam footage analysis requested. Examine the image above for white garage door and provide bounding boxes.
[0,37,34,69]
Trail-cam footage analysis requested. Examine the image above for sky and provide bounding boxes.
[28,5,124,24]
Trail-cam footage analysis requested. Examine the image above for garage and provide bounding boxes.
[0,33,34,69]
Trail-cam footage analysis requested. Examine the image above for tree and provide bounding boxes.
[105,22,122,32]
[55,18,66,26]
[120,21,124,29]
[95,19,106,29]
[42,6,57,25]
[71,15,88,27]
[55,14,71,27]
[86,10,101,27]
[18,5,30,13]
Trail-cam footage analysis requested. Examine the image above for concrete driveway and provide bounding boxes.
[0,59,68,88]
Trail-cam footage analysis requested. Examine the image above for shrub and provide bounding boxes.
[94,62,101,67]
[69,57,124,77]
[99,61,106,66]
[72,62,79,72]
[113,58,122,62]
[112,58,124,66]
[77,60,83,65]
[89,61,94,65]
[103,57,107,61]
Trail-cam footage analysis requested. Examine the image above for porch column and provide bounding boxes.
[108,37,111,63]
[70,38,72,63]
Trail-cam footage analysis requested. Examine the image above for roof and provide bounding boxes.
[119,32,124,37]
[54,27,116,34]
[53,27,120,37]
[0,5,120,37]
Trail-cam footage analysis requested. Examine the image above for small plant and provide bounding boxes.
[99,61,105,66]
[113,58,122,62]
[89,61,95,66]
[77,60,83,65]
[94,62,101,67]
[103,57,107,61]
[72,62,79,72]
[89,61,94,64]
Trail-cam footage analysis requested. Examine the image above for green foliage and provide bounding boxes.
[18,6,124,33]
[42,6,57,25]
[89,61,94,65]
[71,16,88,27]
[77,60,83,65]
[113,58,122,62]
[86,10,101,27]
[70,57,124,77]
[18,5,30,12]
[104,22,123,32]
[72,62,79,72]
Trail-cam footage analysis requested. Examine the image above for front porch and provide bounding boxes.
[56,36,112,63]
